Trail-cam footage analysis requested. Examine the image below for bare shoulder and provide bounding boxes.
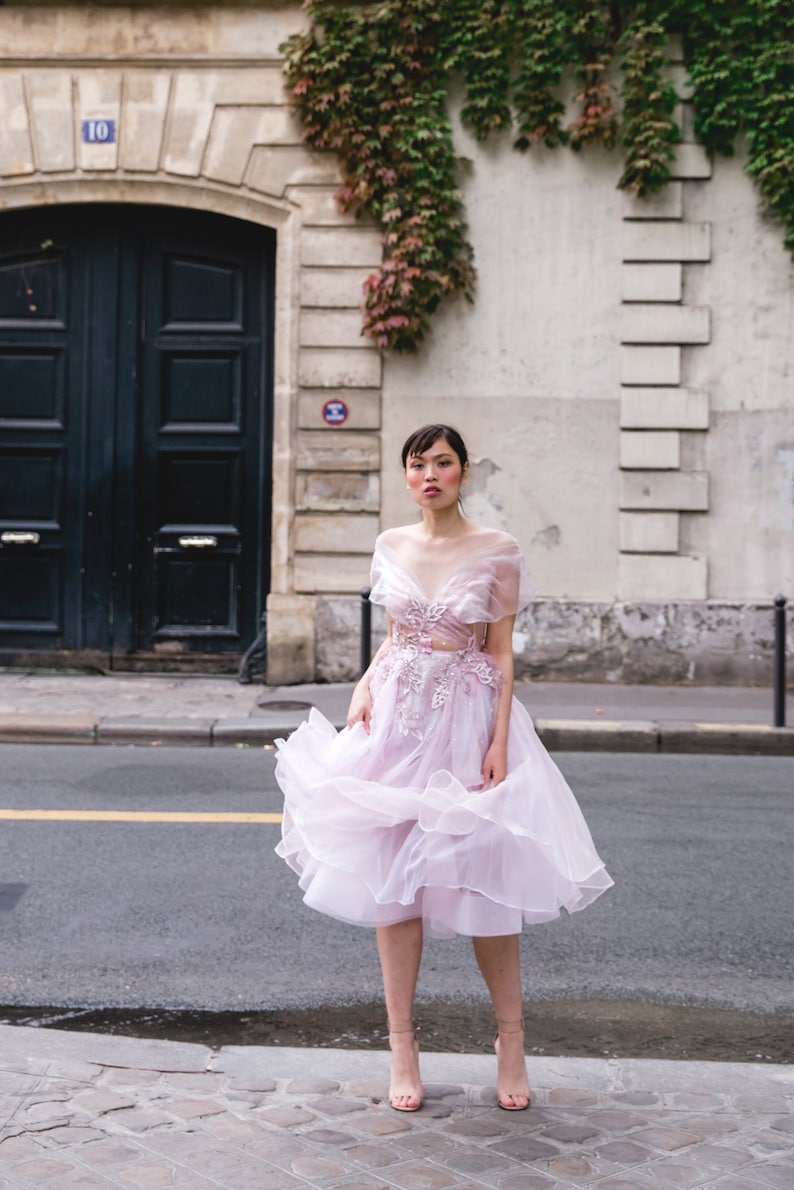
[468,525,520,552]
[377,524,421,548]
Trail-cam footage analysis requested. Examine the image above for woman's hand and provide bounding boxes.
[481,741,508,788]
[346,682,373,733]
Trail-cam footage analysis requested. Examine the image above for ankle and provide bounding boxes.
[495,1018,525,1035]
[387,1019,416,1036]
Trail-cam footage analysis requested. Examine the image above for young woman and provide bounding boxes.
[276,424,613,1112]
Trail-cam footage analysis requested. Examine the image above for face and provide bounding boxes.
[405,437,468,509]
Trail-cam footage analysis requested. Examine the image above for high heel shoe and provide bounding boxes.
[387,1020,423,1112]
[493,1019,531,1111]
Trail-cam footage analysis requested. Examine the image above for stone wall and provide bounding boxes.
[0,6,791,685]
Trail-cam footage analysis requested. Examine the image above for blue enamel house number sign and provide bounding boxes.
[82,119,116,144]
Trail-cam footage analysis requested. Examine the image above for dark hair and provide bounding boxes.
[400,424,469,469]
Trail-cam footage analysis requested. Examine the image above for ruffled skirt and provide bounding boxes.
[275,642,613,939]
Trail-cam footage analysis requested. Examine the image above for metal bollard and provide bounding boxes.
[774,595,787,728]
[360,587,372,676]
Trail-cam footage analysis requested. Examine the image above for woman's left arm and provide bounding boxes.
[481,613,516,788]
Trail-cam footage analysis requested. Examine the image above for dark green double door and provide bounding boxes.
[0,204,274,670]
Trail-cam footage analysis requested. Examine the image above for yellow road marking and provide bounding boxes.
[0,809,283,823]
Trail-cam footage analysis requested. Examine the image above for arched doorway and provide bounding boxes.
[0,204,275,672]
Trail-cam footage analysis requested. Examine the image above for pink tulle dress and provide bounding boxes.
[275,527,613,939]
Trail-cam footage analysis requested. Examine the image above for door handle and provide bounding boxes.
[178,535,218,549]
[1,531,41,545]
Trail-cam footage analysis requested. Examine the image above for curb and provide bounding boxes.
[1,715,793,754]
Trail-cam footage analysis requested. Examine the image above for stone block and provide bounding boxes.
[620,431,681,470]
[619,554,708,600]
[298,389,380,431]
[0,74,34,176]
[621,346,681,386]
[297,430,381,472]
[300,309,366,349]
[301,267,370,308]
[622,264,682,302]
[622,221,711,262]
[290,187,353,227]
[302,227,382,268]
[621,305,710,345]
[294,514,379,553]
[296,469,381,512]
[246,145,341,196]
[294,552,372,593]
[119,70,170,172]
[619,512,680,553]
[298,347,381,389]
[620,387,709,430]
[670,142,712,179]
[622,182,683,221]
[26,72,75,173]
[619,470,709,511]
[162,71,216,177]
[667,62,695,100]
[204,106,300,185]
[266,593,315,685]
[76,71,121,172]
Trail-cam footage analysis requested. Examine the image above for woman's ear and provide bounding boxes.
[461,461,470,485]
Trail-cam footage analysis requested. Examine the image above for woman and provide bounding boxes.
[275,424,613,1112]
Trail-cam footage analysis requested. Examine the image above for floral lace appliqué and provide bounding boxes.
[380,602,502,738]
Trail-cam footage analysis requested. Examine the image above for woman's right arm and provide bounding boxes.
[346,615,393,733]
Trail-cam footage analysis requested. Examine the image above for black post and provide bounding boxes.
[774,595,787,728]
[360,587,372,676]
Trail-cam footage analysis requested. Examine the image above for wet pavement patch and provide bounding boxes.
[1,999,792,1065]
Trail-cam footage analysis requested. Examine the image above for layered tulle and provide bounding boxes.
[275,641,613,940]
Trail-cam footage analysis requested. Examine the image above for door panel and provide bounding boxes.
[0,204,274,669]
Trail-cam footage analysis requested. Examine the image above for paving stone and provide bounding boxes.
[226,1075,278,1093]
[687,1144,751,1171]
[548,1154,600,1178]
[686,1116,742,1139]
[309,1095,368,1115]
[423,1083,465,1099]
[400,1131,456,1159]
[756,1132,794,1152]
[286,1077,340,1094]
[770,1118,794,1135]
[103,1069,163,1088]
[633,1125,701,1151]
[10,1156,79,1183]
[106,1106,173,1132]
[544,1121,601,1143]
[73,1089,135,1115]
[79,1137,148,1165]
[354,1114,413,1136]
[162,1072,225,1091]
[57,1174,123,1189]
[0,1133,48,1160]
[204,1115,264,1139]
[704,1179,776,1190]
[496,1176,559,1189]
[290,1154,349,1178]
[548,1088,599,1106]
[613,1091,660,1106]
[17,1099,77,1127]
[753,1163,794,1189]
[671,1091,729,1110]
[303,1127,357,1145]
[258,1104,317,1127]
[441,1148,513,1175]
[383,1162,459,1189]
[589,1108,650,1131]
[114,1163,188,1186]
[593,1176,658,1189]
[447,1117,509,1138]
[161,1097,226,1119]
[32,1124,106,1146]
[344,1142,401,1168]
[490,1134,560,1161]
[596,1139,655,1164]
[421,1102,454,1118]
[346,1080,388,1099]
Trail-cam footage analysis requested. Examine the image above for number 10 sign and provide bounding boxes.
[82,119,116,144]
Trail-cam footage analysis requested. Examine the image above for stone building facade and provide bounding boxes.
[0,5,791,685]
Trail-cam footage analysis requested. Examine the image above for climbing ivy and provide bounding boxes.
[282,0,794,351]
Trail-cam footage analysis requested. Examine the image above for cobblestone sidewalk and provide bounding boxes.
[0,1027,792,1189]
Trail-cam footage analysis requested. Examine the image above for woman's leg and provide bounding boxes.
[472,934,531,1110]
[377,918,424,1110]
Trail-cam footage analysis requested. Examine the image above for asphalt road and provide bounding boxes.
[0,744,792,1016]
